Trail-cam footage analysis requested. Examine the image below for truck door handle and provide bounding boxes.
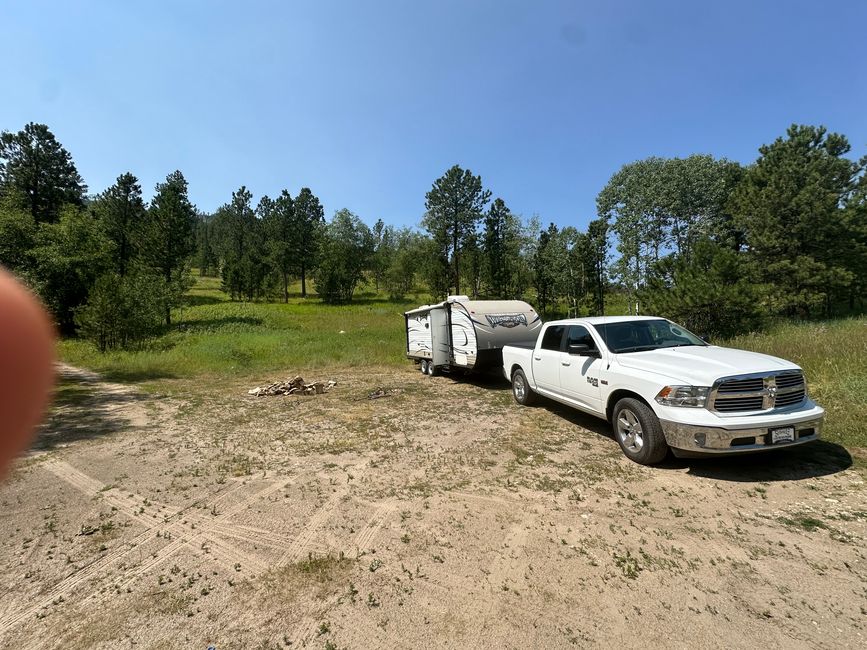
[561,361,571,366]
[534,356,541,361]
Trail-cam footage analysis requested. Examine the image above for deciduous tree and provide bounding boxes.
[597,155,741,312]
[0,198,36,273]
[30,205,112,333]
[315,209,373,303]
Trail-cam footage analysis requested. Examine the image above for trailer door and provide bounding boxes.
[430,307,451,368]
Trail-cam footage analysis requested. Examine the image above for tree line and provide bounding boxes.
[599,125,866,335]
[1,121,865,352]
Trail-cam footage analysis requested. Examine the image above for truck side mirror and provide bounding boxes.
[700,334,711,343]
[568,344,599,357]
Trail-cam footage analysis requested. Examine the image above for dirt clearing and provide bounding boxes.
[1,365,865,649]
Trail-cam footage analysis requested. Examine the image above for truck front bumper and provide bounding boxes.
[659,413,823,457]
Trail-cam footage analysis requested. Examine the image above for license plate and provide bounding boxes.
[770,426,795,444]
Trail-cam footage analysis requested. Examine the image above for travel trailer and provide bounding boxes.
[404,296,542,375]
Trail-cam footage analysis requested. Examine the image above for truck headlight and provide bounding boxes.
[655,385,709,408]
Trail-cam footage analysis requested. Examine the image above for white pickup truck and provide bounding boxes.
[501,316,824,464]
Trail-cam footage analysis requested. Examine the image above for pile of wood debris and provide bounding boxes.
[247,376,336,397]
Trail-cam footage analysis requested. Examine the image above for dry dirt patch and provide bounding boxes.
[1,365,865,649]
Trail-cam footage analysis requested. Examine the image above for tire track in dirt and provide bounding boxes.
[0,461,202,634]
[352,500,397,552]
[112,538,188,591]
[43,460,159,529]
[448,489,525,508]
[0,525,165,634]
[204,523,292,551]
[277,491,346,566]
[469,520,530,646]
[287,498,398,648]
[116,477,296,589]
[275,467,367,567]
[194,535,270,575]
[0,467,293,638]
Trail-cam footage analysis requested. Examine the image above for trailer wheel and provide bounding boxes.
[511,369,536,405]
[420,359,429,374]
[428,362,438,376]
[611,398,668,465]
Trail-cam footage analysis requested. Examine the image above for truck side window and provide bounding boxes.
[566,325,596,350]
[540,325,566,351]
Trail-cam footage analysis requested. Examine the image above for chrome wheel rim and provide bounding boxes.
[420,360,428,374]
[513,374,526,401]
[616,408,644,452]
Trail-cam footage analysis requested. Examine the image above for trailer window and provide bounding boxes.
[540,325,566,351]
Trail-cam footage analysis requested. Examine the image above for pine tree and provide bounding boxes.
[0,122,86,222]
[642,239,763,337]
[422,165,491,295]
[262,190,295,303]
[483,198,510,298]
[729,124,865,317]
[92,172,146,277]
[291,188,325,298]
[138,171,196,325]
[214,186,266,301]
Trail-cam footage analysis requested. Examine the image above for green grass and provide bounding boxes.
[777,513,829,532]
[725,317,867,448]
[59,275,426,382]
[58,276,866,449]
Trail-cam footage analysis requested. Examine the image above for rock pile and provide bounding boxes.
[247,376,336,397]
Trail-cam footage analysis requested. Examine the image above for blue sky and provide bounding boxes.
[3,0,866,230]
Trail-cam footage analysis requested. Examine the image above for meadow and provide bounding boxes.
[58,275,424,381]
[58,274,867,448]
[727,318,867,448]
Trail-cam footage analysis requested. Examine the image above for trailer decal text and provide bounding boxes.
[485,313,528,329]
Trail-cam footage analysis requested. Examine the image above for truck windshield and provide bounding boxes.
[593,319,707,354]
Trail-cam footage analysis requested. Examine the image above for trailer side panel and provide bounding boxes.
[450,304,478,368]
[406,311,432,359]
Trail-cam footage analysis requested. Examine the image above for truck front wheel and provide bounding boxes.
[611,398,668,465]
[511,369,536,406]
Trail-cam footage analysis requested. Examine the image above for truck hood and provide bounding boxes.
[614,345,800,386]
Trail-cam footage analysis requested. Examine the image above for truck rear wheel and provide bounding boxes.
[511,369,536,406]
[611,398,668,465]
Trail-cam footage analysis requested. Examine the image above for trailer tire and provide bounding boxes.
[428,362,438,376]
[611,398,668,465]
[420,359,429,374]
[511,369,536,406]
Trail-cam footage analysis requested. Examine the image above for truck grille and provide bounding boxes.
[711,371,806,413]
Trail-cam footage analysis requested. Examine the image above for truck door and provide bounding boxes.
[558,324,603,412]
[429,307,451,369]
[533,324,565,391]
